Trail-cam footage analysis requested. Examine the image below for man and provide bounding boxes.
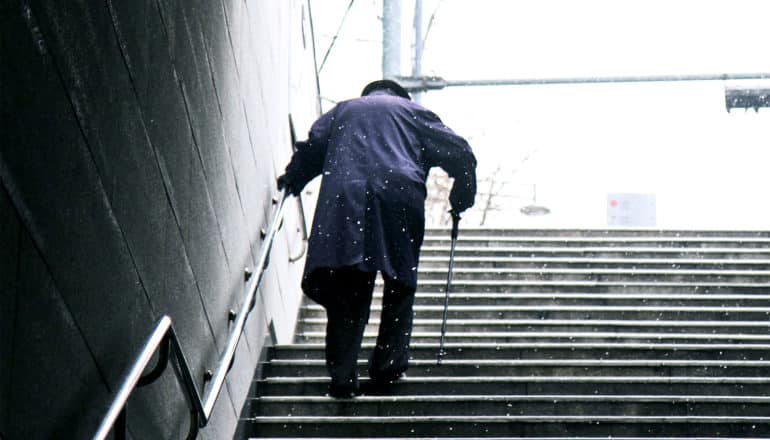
[278,79,476,398]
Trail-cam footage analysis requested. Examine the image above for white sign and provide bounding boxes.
[607,193,656,227]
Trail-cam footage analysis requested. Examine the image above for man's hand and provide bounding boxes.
[277,174,299,196]
[449,181,474,213]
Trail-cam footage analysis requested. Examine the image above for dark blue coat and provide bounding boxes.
[283,91,476,296]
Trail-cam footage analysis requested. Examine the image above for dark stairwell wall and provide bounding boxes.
[0,0,319,438]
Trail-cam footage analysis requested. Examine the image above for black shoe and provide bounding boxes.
[327,384,359,399]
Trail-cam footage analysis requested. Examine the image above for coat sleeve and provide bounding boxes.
[416,108,478,212]
[282,109,334,193]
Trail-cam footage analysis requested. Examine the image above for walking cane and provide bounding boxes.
[437,210,461,365]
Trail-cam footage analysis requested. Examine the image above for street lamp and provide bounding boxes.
[724,87,770,112]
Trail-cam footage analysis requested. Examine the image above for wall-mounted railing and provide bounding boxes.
[94,187,306,440]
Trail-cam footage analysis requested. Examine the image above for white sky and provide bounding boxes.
[312,1,770,229]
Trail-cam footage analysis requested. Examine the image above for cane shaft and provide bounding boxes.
[437,212,461,365]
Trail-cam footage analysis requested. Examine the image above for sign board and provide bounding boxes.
[607,193,656,227]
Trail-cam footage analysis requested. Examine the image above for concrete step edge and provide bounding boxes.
[409,280,770,287]
[251,394,770,403]
[259,376,770,384]
[244,414,770,423]
[299,318,770,327]
[417,268,770,276]
[373,292,770,300]
[303,304,770,313]
[422,243,770,249]
[298,331,770,340]
[247,438,748,440]
[265,359,770,367]
[419,256,770,264]
[424,236,770,243]
[277,342,770,350]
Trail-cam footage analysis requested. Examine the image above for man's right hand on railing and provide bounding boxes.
[277,174,300,196]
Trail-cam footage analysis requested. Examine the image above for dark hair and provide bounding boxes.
[361,80,411,100]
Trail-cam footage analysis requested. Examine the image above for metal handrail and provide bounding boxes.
[202,190,288,417]
[95,188,298,440]
[94,316,172,440]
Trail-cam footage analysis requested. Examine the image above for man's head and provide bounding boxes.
[361,80,411,100]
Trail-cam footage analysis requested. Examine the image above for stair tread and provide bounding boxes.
[413,279,770,286]
[301,317,770,324]
[266,359,770,366]
[276,341,770,350]
[246,414,770,422]
[249,436,748,440]
[300,317,770,326]
[420,256,770,263]
[260,375,770,383]
[426,236,770,243]
[252,393,770,401]
[422,245,770,252]
[418,267,770,275]
[369,292,770,299]
[300,331,770,339]
[304,304,770,312]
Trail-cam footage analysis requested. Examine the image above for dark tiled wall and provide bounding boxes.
[0,0,315,438]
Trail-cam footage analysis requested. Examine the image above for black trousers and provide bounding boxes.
[307,266,416,390]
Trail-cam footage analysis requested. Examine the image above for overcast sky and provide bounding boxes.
[312,1,770,229]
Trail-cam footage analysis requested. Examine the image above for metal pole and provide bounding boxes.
[412,0,423,103]
[437,211,461,365]
[397,72,770,92]
[446,73,770,87]
[382,0,402,79]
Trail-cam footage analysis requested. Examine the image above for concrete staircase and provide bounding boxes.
[241,229,770,438]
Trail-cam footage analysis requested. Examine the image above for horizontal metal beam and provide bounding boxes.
[397,73,770,92]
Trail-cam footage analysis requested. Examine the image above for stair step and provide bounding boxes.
[262,358,770,378]
[270,343,770,361]
[410,280,770,293]
[297,318,770,336]
[248,394,770,417]
[422,228,770,238]
[300,304,770,321]
[419,256,770,270]
[252,438,769,440]
[420,246,770,259]
[298,332,770,346]
[361,292,770,307]
[254,376,770,397]
[422,236,770,248]
[243,415,770,437]
[414,267,770,283]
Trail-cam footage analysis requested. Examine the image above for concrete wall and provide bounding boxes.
[0,0,318,438]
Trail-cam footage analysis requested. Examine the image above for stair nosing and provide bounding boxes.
[304,304,770,313]
[251,394,770,403]
[259,376,770,384]
[265,359,770,367]
[244,414,770,423]
[278,342,770,350]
